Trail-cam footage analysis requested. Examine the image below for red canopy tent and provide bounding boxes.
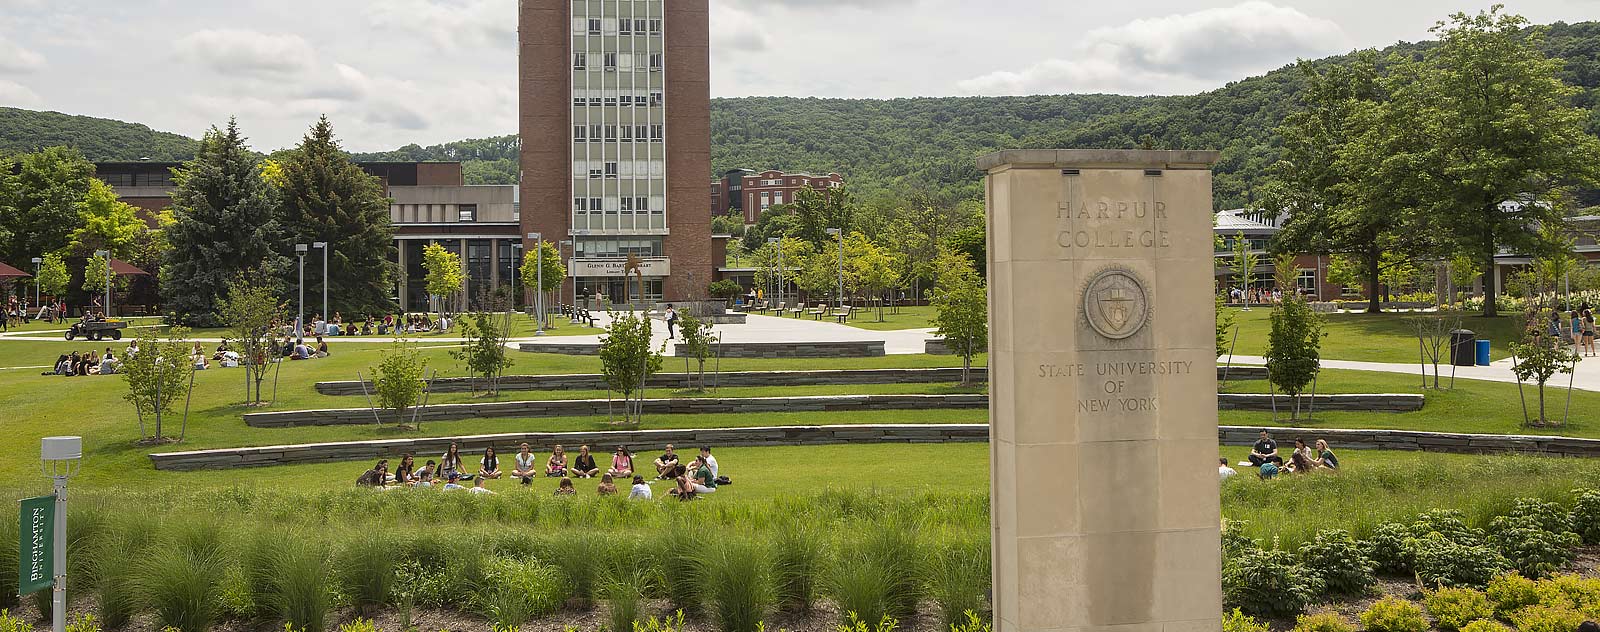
[0,262,31,279]
[108,259,148,276]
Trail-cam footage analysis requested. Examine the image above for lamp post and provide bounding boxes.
[767,237,781,308]
[313,241,328,322]
[560,239,578,323]
[295,244,308,343]
[31,256,42,308]
[528,232,545,336]
[826,228,844,309]
[41,436,82,632]
[93,250,111,317]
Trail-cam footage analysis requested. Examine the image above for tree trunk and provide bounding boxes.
[1482,249,1499,318]
[1366,245,1382,314]
[1537,384,1546,424]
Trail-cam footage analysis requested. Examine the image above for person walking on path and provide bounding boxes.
[665,304,679,339]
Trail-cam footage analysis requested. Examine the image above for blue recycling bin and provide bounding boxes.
[1475,339,1491,366]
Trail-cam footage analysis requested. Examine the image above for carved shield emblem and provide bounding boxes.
[1083,268,1149,340]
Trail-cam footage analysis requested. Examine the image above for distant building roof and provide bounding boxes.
[1214,209,1278,233]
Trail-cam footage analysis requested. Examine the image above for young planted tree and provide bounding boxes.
[851,235,902,321]
[519,240,566,326]
[931,252,987,386]
[676,314,713,391]
[122,326,197,443]
[1273,253,1299,295]
[370,336,427,427]
[219,272,285,406]
[599,311,663,424]
[1265,295,1326,420]
[450,309,514,396]
[82,254,111,298]
[1509,303,1580,426]
[1216,293,1235,360]
[35,253,68,300]
[421,243,463,314]
[1230,232,1261,306]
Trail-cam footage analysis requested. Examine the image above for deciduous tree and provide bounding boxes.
[421,243,463,313]
[1265,295,1325,420]
[931,251,987,385]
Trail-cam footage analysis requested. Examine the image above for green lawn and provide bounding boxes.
[836,305,937,331]
[1223,307,1522,363]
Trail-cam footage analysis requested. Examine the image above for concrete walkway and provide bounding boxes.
[1225,354,1600,393]
[0,312,939,355]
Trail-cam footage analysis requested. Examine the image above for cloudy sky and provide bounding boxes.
[0,0,1594,152]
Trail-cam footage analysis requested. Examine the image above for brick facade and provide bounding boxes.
[711,169,844,224]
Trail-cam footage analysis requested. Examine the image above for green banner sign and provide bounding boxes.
[18,495,53,597]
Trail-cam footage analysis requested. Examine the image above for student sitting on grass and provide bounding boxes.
[546,444,569,477]
[1289,450,1316,474]
[1258,455,1283,480]
[629,475,652,500]
[597,473,618,495]
[699,446,719,479]
[99,349,118,375]
[554,477,576,495]
[395,454,416,485]
[356,460,388,488]
[315,336,329,358]
[607,446,634,478]
[1314,439,1339,470]
[478,446,502,480]
[511,443,538,485]
[653,444,680,479]
[1219,458,1236,481]
[414,461,437,488]
[1248,431,1278,466]
[469,477,496,495]
[573,444,600,478]
[689,456,717,494]
[440,442,469,481]
[670,475,696,501]
[45,354,69,376]
[441,473,466,491]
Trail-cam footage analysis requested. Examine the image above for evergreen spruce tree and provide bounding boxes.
[163,119,286,326]
[277,116,397,316]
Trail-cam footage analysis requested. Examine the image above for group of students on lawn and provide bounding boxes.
[357,442,726,500]
[1219,431,1340,480]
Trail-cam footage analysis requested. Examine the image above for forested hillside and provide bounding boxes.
[0,107,197,161]
[7,21,1599,209]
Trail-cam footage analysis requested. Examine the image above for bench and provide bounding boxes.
[833,305,852,323]
[788,303,806,318]
[807,303,827,320]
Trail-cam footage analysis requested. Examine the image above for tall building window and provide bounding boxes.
[636,197,649,211]
[650,125,664,141]
[573,125,586,141]
[573,52,586,69]
[635,124,648,140]
[604,89,617,105]
[761,192,771,209]
[773,192,783,205]
[648,53,662,71]
[621,197,634,211]
[1297,269,1317,292]
[572,89,586,106]
[620,126,633,142]
[649,19,661,34]
[590,124,602,142]
[649,90,663,106]
[574,197,586,211]
[588,18,601,34]
[589,197,602,211]
[589,167,603,179]
[604,124,617,141]
[604,52,617,70]
[604,162,618,178]
[620,19,632,35]
[458,204,477,222]
[634,19,648,34]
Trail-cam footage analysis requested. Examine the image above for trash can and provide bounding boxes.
[1475,339,1491,366]
[1449,329,1477,366]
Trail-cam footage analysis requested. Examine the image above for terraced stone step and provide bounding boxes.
[315,367,990,396]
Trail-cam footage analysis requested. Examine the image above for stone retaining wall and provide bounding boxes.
[257,391,1411,428]
[673,341,885,358]
[315,367,991,396]
[148,424,991,470]
[1217,393,1422,412]
[1217,366,1268,381]
[517,342,602,355]
[150,424,1600,471]
[244,393,989,428]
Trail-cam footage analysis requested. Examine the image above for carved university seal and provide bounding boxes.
[1082,268,1149,340]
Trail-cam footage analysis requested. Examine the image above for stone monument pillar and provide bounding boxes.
[981,150,1222,632]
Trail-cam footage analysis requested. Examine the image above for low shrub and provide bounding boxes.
[65,614,98,632]
[1410,510,1485,546]
[1487,515,1578,579]
[337,619,379,632]
[657,527,702,614]
[635,610,687,632]
[1570,488,1600,544]
[1532,574,1600,610]
[1299,529,1375,596]
[1364,522,1415,575]
[771,523,826,613]
[1221,608,1270,632]
[1486,573,1542,617]
[835,612,898,632]
[1424,587,1494,631]
[948,610,992,632]
[1499,498,1574,536]
[92,524,151,628]
[861,520,922,619]
[602,571,648,632]
[1359,596,1428,632]
[0,522,17,609]
[1222,520,1259,560]
[925,535,989,630]
[217,565,255,620]
[475,557,567,629]
[1507,604,1587,632]
[1290,611,1354,632]
[695,536,773,632]
[831,561,892,627]
[270,538,335,632]
[1411,534,1508,589]
[0,610,23,632]
[1222,546,1322,617]
[339,534,397,614]
[544,532,604,607]
[1458,619,1510,632]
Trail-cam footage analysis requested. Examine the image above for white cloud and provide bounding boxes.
[959,1,1350,95]
[0,37,44,73]
[710,5,771,53]
[367,0,515,51]
[173,29,317,76]
[0,79,42,107]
